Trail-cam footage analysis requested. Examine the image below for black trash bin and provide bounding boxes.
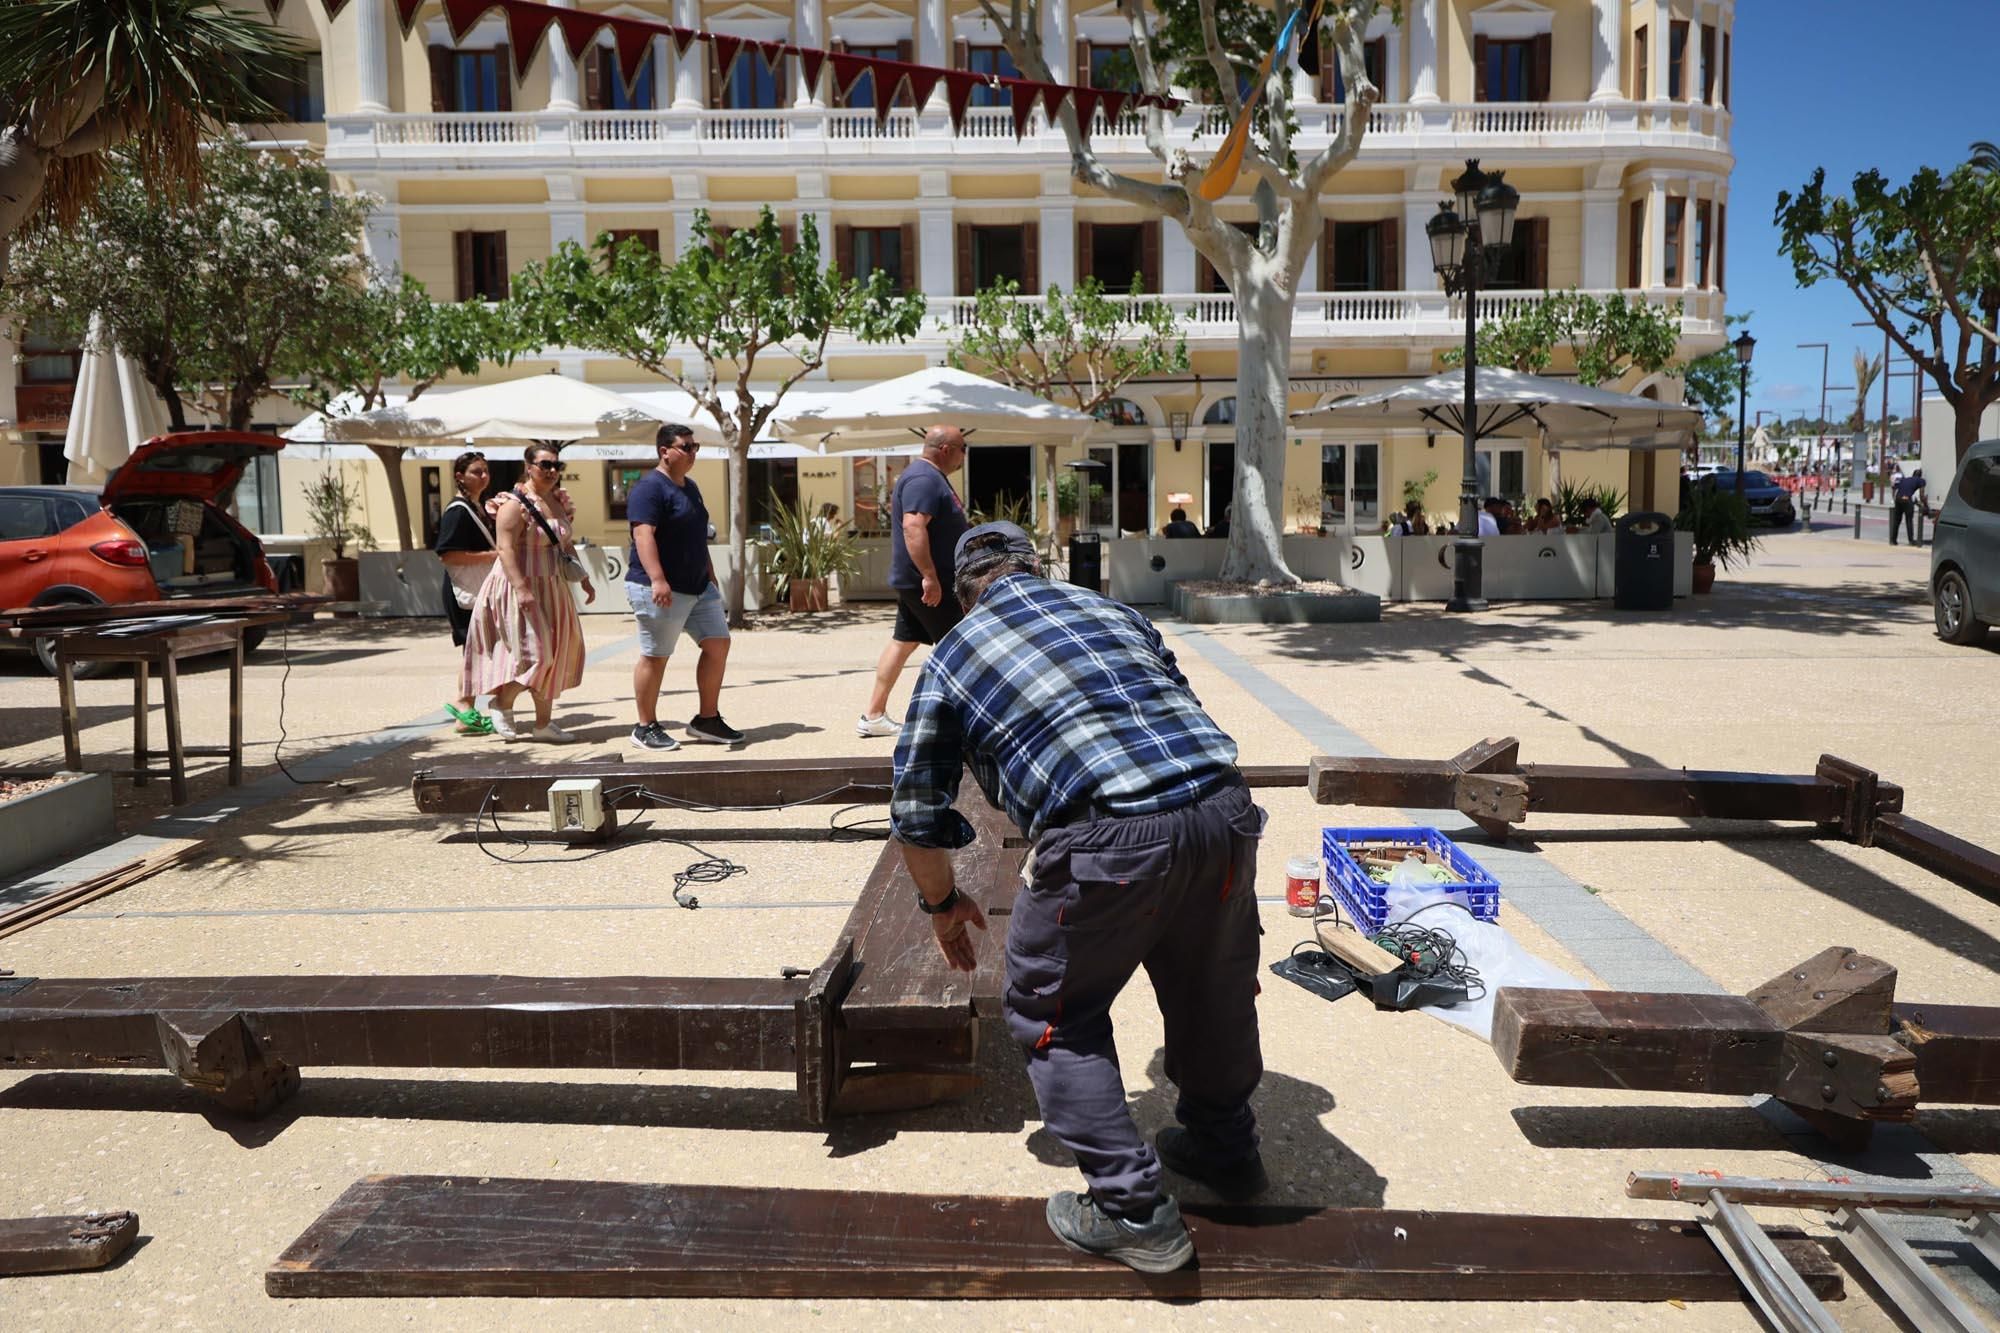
[1067,531,1103,592]
[1613,511,1675,610]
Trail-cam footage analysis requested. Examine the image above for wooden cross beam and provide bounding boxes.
[1491,947,2000,1149]
[265,1175,1842,1302]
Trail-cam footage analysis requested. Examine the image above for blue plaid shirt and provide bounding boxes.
[890,575,1239,848]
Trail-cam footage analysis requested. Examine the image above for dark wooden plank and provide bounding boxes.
[1491,988,1784,1095]
[416,760,1305,815]
[1773,1031,1918,1123]
[0,1211,138,1276]
[1875,813,2000,908]
[1894,1002,2000,1105]
[1747,946,1897,1034]
[265,1176,1840,1302]
[0,975,800,1074]
[0,594,326,635]
[795,936,855,1125]
[1308,756,1458,808]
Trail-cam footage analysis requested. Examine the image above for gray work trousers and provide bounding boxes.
[1002,781,1266,1218]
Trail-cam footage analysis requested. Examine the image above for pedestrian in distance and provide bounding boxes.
[461,443,595,743]
[1160,507,1201,538]
[1388,500,1429,536]
[626,422,742,751]
[1891,468,1926,546]
[436,449,498,735]
[890,521,1267,1275]
[857,424,969,738]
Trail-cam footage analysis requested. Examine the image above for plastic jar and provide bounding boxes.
[1284,854,1322,918]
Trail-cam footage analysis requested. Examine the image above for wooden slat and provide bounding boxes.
[0,1211,138,1276]
[1875,813,2000,908]
[1490,988,1785,1095]
[1894,1002,2000,1105]
[265,1176,1840,1301]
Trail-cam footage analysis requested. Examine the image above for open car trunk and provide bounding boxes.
[110,497,264,596]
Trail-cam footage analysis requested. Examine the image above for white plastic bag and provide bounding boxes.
[1382,895,1581,1042]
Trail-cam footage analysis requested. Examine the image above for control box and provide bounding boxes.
[547,778,608,834]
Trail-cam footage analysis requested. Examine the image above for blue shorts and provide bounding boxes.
[627,581,729,658]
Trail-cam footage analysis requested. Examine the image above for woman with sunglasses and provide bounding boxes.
[460,443,595,741]
[436,450,499,734]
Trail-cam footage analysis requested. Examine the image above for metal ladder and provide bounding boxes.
[1628,1171,2000,1333]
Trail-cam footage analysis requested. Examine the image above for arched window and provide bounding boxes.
[1092,398,1147,427]
[1203,397,1236,426]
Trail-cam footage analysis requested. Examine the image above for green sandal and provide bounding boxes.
[444,703,494,735]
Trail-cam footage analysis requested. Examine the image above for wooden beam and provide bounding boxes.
[1491,988,1786,1096]
[1747,946,1897,1034]
[265,1175,1841,1302]
[1627,1171,2000,1217]
[1874,813,2000,908]
[0,1211,138,1277]
[1894,1002,2000,1105]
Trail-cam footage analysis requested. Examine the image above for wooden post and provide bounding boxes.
[58,654,81,772]
[160,651,187,805]
[133,660,149,784]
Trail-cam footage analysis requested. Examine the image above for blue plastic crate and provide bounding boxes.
[1321,827,1500,933]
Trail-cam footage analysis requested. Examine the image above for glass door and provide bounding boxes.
[1319,442,1380,532]
[1476,445,1526,507]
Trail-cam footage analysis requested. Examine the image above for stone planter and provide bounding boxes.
[321,556,361,616]
[0,772,115,880]
[1170,582,1382,625]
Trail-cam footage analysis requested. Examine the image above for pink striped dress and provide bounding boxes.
[460,495,586,701]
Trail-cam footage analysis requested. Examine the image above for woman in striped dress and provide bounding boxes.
[461,443,595,742]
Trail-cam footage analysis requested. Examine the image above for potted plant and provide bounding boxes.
[1053,472,1105,544]
[1554,482,1629,532]
[767,491,860,613]
[304,468,375,613]
[1675,484,1758,593]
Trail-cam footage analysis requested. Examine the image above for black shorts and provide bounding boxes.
[893,586,964,645]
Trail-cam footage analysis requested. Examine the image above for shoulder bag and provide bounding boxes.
[512,489,589,584]
[442,498,497,609]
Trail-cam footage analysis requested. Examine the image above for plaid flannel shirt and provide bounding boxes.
[890,574,1239,848]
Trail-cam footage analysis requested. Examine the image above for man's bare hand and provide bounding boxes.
[931,893,988,971]
[651,578,674,608]
[920,572,943,607]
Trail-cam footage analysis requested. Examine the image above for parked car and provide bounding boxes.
[1931,438,2000,646]
[0,431,284,675]
[1702,470,1797,527]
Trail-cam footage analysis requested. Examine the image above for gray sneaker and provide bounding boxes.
[1044,1191,1193,1274]
[631,721,680,752]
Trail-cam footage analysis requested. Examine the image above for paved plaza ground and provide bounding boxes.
[1,526,1993,1330]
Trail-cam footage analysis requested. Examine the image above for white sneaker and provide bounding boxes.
[532,723,577,744]
[490,711,522,741]
[855,713,901,738]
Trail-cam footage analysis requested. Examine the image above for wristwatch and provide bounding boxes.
[916,886,962,915]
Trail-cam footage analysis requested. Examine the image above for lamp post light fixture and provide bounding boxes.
[1168,410,1189,453]
[1732,330,1756,494]
[1427,158,1520,613]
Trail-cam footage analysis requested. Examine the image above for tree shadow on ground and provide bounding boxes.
[1020,1048,1386,1209]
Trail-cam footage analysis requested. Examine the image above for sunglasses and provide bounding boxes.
[531,459,563,472]
[664,437,698,453]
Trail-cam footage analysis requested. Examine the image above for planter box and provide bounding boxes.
[0,772,115,881]
[1170,583,1382,625]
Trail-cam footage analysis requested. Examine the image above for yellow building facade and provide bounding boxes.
[3,0,1734,569]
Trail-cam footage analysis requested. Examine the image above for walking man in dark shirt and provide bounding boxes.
[625,423,742,750]
[857,424,969,737]
[891,521,1267,1273]
[1891,468,1925,546]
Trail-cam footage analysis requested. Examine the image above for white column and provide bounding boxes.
[364,209,401,274]
[1591,0,1623,101]
[1687,3,1706,103]
[672,0,703,109]
[550,209,587,251]
[917,0,949,114]
[794,0,825,107]
[1407,0,1439,104]
[1161,222,1195,294]
[919,207,954,296]
[653,37,672,109]
[354,0,390,113]
[547,0,581,110]
[1581,190,1620,288]
[1650,0,1670,101]
[1647,180,1666,286]
[1681,179,1700,290]
[1041,0,1071,84]
[1403,197,1436,289]
[1040,204,1075,290]
[668,205,702,258]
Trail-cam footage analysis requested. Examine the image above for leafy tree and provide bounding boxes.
[1440,290,1682,386]
[289,275,529,550]
[0,0,293,271]
[512,209,925,626]
[946,276,1188,539]
[1,137,368,431]
[1777,163,2000,464]
[976,0,1395,585]
[1682,312,1753,424]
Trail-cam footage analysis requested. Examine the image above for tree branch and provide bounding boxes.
[1303,2,1382,192]
[1196,0,1245,118]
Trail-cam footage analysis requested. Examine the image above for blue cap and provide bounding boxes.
[954,520,1037,568]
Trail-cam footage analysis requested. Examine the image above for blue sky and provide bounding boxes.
[1726,1,1998,427]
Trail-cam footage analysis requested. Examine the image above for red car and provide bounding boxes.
[0,431,284,674]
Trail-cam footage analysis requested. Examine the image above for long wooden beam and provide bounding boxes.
[266,1175,1841,1302]
[411,758,1305,815]
[1874,813,2000,908]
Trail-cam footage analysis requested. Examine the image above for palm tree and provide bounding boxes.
[0,0,293,271]
[1851,347,1883,437]
[1972,140,2000,174]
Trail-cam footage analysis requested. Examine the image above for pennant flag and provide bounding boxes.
[554,7,610,65]
[1196,0,1324,201]
[871,67,904,124]
[942,69,981,132]
[710,33,744,80]
[798,47,830,100]
[393,0,427,38]
[503,1,563,81]
[828,52,872,100]
[1006,81,1037,139]
[612,17,656,92]
[1038,82,1068,121]
[666,26,699,60]
[756,40,788,75]
[441,0,491,44]
[1069,87,1101,134]
[904,65,943,110]
[1096,89,1130,126]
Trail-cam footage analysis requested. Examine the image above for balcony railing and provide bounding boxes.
[327,97,1729,163]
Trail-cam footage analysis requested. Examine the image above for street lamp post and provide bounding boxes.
[1732,330,1756,494]
[1427,159,1520,613]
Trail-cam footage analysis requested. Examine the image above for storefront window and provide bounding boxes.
[1320,442,1379,531]
[606,461,653,520]
[851,455,909,535]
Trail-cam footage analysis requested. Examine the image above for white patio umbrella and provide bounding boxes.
[1292,366,1703,451]
[324,371,670,446]
[63,315,171,484]
[771,366,1098,451]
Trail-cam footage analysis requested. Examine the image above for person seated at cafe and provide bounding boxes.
[1525,497,1562,533]
[1477,497,1504,537]
[1580,495,1614,534]
[1161,507,1202,539]
[1205,504,1233,539]
[1388,500,1429,536]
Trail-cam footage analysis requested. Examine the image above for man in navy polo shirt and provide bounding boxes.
[625,423,742,750]
[856,424,969,737]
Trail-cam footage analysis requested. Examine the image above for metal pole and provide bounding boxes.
[1880,326,1893,487]
[1734,361,1748,494]
[1448,259,1487,612]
